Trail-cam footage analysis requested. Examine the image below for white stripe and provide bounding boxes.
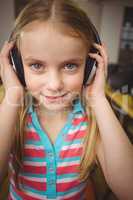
[48,199,57,200]
[21,186,47,199]
[74,114,83,118]
[25,127,36,132]
[25,144,44,149]
[48,198,55,200]
[9,153,13,159]
[23,160,46,166]
[19,175,46,182]
[10,192,16,200]
[57,184,85,199]
[10,178,15,187]
[68,125,87,135]
[57,176,78,183]
[58,160,80,167]
[62,143,82,150]
[9,161,14,170]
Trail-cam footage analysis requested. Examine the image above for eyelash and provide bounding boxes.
[64,63,79,71]
[28,63,79,73]
[29,63,43,71]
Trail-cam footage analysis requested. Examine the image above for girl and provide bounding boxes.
[0,0,133,199]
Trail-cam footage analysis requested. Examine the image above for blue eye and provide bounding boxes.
[30,63,43,71]
[64,63,78,71]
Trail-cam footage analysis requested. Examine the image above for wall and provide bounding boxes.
[74,0,102,31]
[75,0,133,63]
[0,0,15,48]
[100,0,133,63]
[100,2,124,63]
[0,0,133,63]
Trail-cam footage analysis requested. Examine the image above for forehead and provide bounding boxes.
[21,20,83,38]
[19,21,88,55]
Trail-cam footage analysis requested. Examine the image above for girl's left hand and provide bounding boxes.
[84,43,108,106]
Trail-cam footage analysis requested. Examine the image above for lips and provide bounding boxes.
[41,93,69,103]
[45,93,67,99]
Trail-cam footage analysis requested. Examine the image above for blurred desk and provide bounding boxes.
[105,84,133,118]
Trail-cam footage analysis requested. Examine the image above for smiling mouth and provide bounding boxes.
[44,93,67,100]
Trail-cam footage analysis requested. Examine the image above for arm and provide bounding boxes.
[0,94,21,182]
[0,41,24,181]
[94,97,133,200]
[86,43,133,199]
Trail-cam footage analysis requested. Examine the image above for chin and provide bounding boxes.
[38,93,76,111]
[42,102,72,113]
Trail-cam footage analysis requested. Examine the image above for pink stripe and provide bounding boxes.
[64,190,85,200]
[26,115,32,124]
[60,147,83,158]
[7,195,13,200]
[72,116,88,125]
[66,130,86,141]
[23,165,46,174]
[57,165,79,175]
[24,149,45,158]
[25,131,40,141]
[11,185,41,200]
[19,176,46,191]
[57,180,79,192]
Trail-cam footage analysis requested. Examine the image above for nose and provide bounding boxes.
[47,71,63,92]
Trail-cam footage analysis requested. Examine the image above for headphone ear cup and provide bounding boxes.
[10,46,26,87]
[83,22,101,86]
[83,56,97,86]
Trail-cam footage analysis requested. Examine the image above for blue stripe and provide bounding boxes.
[23,157,45,162]
[19,184,46,195]
[21,172,46,178]
[57,156,81,162]
[25,140,42,145]
[57,173,78,179]
[10,185,22,200]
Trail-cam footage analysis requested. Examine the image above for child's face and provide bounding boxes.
[19,21,88,112]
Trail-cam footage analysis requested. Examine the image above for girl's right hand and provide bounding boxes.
[0,41,24,102]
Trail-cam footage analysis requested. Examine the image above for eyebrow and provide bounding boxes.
[23,57,84,64]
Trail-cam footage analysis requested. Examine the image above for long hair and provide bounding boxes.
[10,0,99,185]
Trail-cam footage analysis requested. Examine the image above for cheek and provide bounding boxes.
[24,72,41,93]
[65,72,84,92]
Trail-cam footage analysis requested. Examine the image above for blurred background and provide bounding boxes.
[0,0,133,199]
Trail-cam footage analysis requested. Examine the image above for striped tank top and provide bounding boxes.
[8,99,89,200]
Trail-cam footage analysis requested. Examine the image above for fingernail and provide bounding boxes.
[93,43,98,46]
[88,53,93,56]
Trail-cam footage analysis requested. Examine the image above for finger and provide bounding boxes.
[91,43,108,76]
[89,53,107,78]
[93,43,108,66]
[0,41,14,67]
[92,43,108,67]
[89,53,105,67]
[0,41,15,82]
[0,41,14,57]
[0,41,14,64]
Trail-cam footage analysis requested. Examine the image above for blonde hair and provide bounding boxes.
[10,0,99,185]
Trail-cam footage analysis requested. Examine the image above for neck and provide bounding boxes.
[35,105,72,122]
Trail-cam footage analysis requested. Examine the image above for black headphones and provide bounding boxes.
[10,45,27,87]
[83,22,101,86]
[9,23,101,88]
